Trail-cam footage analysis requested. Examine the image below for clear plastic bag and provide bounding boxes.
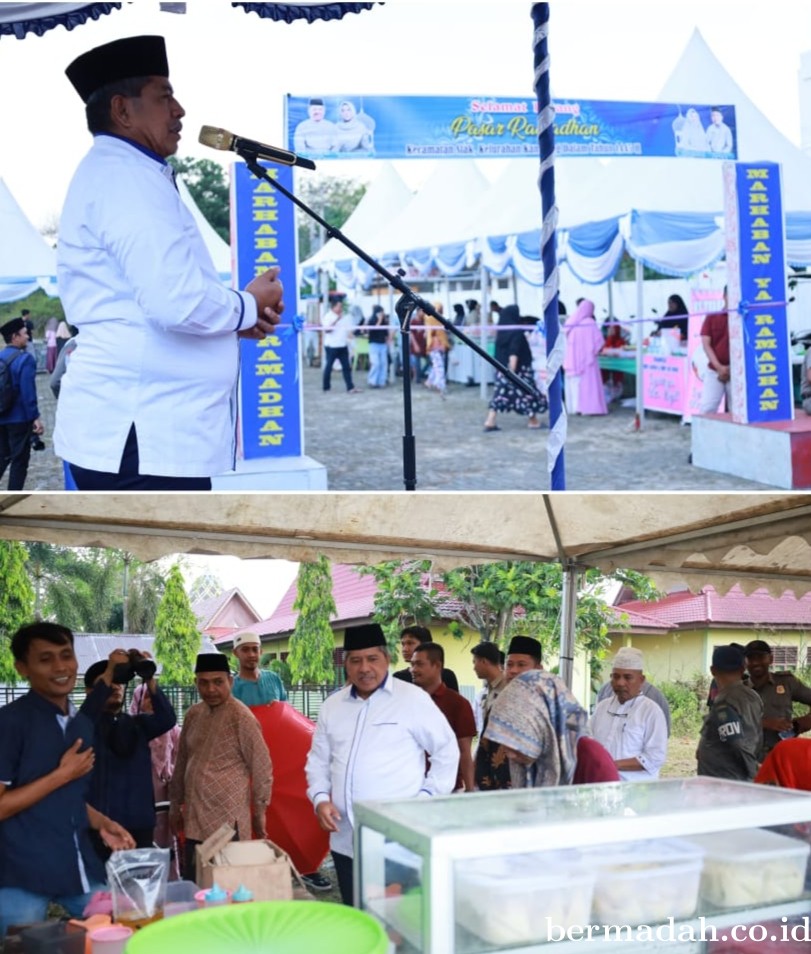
[106,847,171,927]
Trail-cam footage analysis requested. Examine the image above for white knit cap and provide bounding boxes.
[612,646,644,671]
[233,631,261,650]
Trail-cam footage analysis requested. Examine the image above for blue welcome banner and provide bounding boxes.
[724,161,793,424]
[285,95,737,160]
[232,161,303,458]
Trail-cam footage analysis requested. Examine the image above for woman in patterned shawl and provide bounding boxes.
[483,669,589,788]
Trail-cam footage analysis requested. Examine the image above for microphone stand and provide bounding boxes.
[240,151,545,491]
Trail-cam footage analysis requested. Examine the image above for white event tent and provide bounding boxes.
[300,162,413,290]
[313,30,811,292]
[0,177,57,303]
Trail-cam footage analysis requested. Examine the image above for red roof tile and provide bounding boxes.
[616,584,811,629]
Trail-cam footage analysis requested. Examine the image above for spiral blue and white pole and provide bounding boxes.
[532,3,566,490]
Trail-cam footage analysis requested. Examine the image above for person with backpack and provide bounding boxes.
[0,317,43,490]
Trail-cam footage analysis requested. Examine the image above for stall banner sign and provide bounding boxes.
[232,161,303,458]
[642,353,687,415]
[723,161,793,424]
[286,95,737,160]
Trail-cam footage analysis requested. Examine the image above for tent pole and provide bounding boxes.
[559,560,579,689]
[634,258,645,432]
[532,3,565,489]
[480,262,490,401]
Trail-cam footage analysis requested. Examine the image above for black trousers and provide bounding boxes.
[69,424,212,491]
[331,850,354,906]
[0,421,33,490]
[322,346,354,392]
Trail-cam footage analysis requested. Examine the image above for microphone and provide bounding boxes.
[198,125,316,171]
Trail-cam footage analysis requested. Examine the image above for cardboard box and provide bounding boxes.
[196,824,293,902]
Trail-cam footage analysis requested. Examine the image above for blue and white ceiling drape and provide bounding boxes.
[0,2,377,39]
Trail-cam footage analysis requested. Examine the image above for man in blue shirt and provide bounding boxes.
[0,317,44,490]
[231,631,287,707]
[0,623,134,936]
[81,649,177,859]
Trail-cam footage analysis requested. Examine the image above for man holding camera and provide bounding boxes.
[80,648,177,859]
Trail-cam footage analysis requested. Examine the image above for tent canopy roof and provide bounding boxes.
[1,493,810,597]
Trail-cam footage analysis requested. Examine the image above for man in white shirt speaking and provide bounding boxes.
[589,647,668,782]
[305,623,458,905]
[56,35,283,490]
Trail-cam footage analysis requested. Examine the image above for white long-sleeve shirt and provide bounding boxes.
[55,134,257,477]
[321,309,353,349]
[305,675,459,857]
[589,693,668,782]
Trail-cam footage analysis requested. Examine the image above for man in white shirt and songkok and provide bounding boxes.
[305,623,458,905]
[56,35,283,490]
[589,647,667,782]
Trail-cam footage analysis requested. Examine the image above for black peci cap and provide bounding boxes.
[66,35,169,104]
[344,623,386,652]
[194,653,231,674]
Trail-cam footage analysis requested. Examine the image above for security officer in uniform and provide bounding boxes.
[744,639,811,759]
[697,645,762,780]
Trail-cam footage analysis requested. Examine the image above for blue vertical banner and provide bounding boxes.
[724,161,793,424]
[232,161,303,458]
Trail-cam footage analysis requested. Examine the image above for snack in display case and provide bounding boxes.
[588,838,704,925]
[686,828,811,909]
[454,851,595,946]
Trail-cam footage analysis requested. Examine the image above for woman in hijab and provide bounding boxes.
[563,299,608,415]
[482,305,547,431]
[483,669,592,788]
[423,303,449,396]
[655,294,689,342]
[335,100,374,152]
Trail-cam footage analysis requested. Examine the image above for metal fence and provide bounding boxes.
[0,683,335,723]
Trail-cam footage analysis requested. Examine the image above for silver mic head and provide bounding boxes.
[198,126,234,151]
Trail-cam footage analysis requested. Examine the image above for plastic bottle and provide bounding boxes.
[231,884,254,903]
[203,883,230,906]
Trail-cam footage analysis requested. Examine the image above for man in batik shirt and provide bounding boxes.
[169,654,272,880]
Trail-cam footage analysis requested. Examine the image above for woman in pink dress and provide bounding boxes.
[563,299,608,415]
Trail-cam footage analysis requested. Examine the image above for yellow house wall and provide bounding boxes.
[604,627,811,684]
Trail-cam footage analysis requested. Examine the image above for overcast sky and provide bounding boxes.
[1,1,810,226]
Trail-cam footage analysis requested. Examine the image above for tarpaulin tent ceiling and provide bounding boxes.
[1,493,810,597]
[0,2,377,38]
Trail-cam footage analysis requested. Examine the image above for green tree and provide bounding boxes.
[359,560,437,658]
[288,556,337,684]
[152,563,201,684]
[363,559,631,682]
[296,176,367,263]
[0,288,65,335]
[24,545,164,634]
[0,541,35,683]
[169,157,230,242]
[42,548,122,633]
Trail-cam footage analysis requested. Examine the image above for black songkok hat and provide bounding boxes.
[507,635,542,659]
[194,653,231,674]
[344,624,386,652]
[66,35,169,104]
[0,317,25,340]
[84,660,108,688]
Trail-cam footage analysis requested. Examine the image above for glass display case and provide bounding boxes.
[354,778,811,954]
